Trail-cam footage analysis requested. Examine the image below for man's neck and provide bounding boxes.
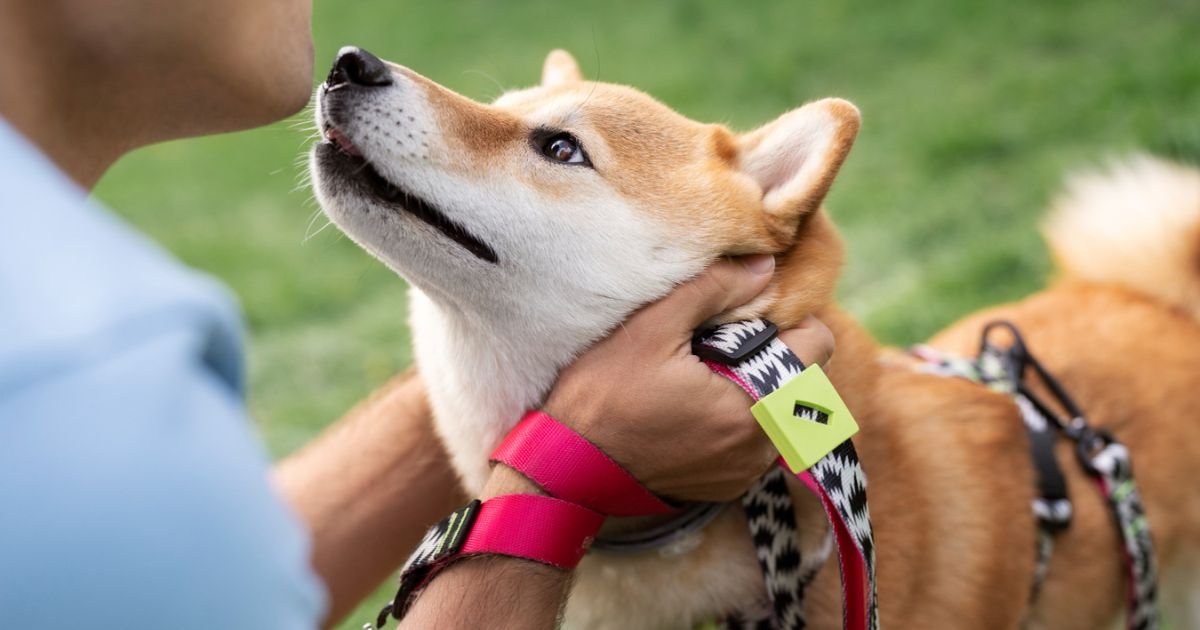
[0,4,126,190]
[0,104,123,191]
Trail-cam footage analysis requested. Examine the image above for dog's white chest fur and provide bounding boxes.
[409,288,575,492]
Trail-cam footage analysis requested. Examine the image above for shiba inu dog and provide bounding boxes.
[310,46,1200,629]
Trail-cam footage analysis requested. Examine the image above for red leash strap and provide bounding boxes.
[374,494,603,627]
[697,319,878,630]
[460,494,604,565]
[490,410,676,516]
[798,465,870,630]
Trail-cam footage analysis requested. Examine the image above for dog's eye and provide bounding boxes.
[539,133,590,166]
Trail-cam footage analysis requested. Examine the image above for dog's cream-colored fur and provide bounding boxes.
[312,50,1200,628]
[1044,155,1200,320]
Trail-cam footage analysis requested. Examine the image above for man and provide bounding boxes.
[0,1,833,628]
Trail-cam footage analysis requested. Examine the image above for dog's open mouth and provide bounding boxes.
[319,127,499,264]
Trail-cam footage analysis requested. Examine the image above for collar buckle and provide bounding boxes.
[692,319,780,365]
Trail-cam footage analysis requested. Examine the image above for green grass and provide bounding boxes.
[93,0,1200,626]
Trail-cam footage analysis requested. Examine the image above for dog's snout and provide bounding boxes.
[327,47,393,89]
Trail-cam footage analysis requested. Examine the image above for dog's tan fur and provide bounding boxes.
[515,55,1200,627]
[316,49,1200,628]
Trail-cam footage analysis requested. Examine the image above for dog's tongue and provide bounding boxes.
[325,127,362,157]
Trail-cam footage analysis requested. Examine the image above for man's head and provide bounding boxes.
[0,0,314,186]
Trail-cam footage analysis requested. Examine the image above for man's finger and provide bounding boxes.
[777,316,836,368]
[634,255,775,334]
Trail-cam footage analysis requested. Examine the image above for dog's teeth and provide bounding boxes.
[325,126,362,157]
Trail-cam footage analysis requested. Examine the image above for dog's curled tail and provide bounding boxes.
[1044,154,1200,319]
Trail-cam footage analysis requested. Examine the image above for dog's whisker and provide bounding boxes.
[302,207,334,243]
[462,69,507,102]
[302,217,336,243]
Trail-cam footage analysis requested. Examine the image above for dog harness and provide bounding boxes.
[912,321,1159,630]
[695,319,878,630]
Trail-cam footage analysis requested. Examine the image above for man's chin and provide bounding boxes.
[265,46,317,120]
[224,68,314,131]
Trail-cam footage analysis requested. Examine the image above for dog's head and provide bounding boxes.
[311,48,858,337]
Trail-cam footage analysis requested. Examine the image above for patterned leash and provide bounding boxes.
[694,319,878,630]
[914,321,1159,630]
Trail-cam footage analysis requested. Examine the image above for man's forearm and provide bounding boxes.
[274,371,467,626]
[397,556,569,630]
[397,466,572,629]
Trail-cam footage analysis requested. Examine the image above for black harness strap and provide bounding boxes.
[917,321,1160,629]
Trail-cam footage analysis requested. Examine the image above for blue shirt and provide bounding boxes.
[0,119,326,628]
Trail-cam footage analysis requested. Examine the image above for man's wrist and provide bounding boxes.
[400,551,568,629]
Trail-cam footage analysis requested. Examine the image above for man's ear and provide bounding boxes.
[541,49,583,87]
[737,98,860,234]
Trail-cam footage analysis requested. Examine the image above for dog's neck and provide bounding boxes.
[409,284,640,492]
[413,208,862,494]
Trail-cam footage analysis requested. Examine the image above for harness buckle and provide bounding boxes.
[1074,427,1120,477]
[1033,497,1074,532]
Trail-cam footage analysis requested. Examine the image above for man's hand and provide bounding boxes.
[544,254,835,503]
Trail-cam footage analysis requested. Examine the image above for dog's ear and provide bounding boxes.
[737,98,860,234]
[541,49,583,87]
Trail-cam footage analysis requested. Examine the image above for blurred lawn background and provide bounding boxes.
[94,0,1199,626]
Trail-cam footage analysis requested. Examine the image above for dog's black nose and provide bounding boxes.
[327,47,393,88]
